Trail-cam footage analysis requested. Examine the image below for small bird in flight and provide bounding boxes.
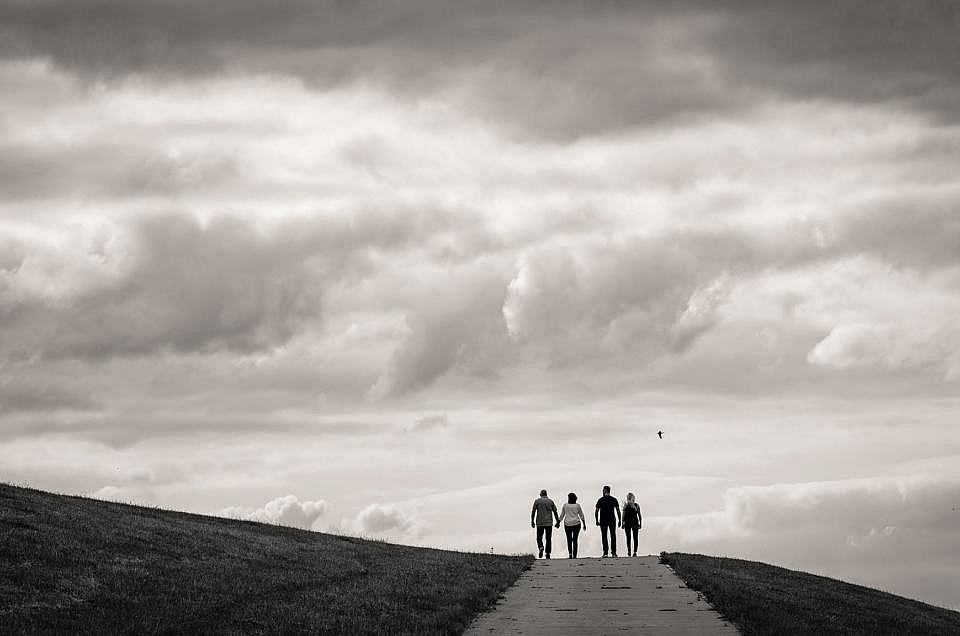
[657,430,663,439]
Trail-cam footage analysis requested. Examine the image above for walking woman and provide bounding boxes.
[622,492,642,557]
[558,492,587,558]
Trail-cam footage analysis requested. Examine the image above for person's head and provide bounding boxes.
[626,492,635,505]
[540,489,548,498]
[568,492,577,504]
[603,485,611,495]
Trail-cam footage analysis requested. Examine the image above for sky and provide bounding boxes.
[2,0,960,610]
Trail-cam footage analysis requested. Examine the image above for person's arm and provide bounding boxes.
[553,502,560,527]
[531,502,536,528]
[595,502,600,526]
[578,505,586,530]
[558,505,566,524]
[616,501,622,527]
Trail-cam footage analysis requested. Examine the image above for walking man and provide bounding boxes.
[531,489,559,559]
[595,485,621,557]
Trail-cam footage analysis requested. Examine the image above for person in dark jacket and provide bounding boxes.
[622,492,642,556]
[595,485,621,557]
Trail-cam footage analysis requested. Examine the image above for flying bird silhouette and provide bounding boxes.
[657,430,663,439]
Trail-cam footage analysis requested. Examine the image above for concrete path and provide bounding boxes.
[466,556,740,635]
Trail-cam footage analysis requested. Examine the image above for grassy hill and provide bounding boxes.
[661,552,960,636]
[0,483,530,635]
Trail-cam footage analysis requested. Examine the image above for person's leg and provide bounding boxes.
[600,523,610,556]
[564,525,574,557]
[571,524,581,558]
[624,525,633,555]
[536,526,545,557]
[610,524,617,556]
[631,527,639,555]
[544,526,552,558]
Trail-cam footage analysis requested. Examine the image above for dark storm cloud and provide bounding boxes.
[0,0,536,79]
[0,1,733,138]
[702,0,960,121]
[2,1,957,138]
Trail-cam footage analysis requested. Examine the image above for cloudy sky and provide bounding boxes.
[2,0,960,609]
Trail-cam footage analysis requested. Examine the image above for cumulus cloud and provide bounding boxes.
[219,495,328,530]
[89,485,125,501]
[352,502,423,537]
[669,274,734,353]
[0,209,461,362]
[800,260,960,382]
[499,227,810,371]
[88,484,156,505]
[0,215,321,359]
[808,323,902,370]
[808,321,960,382]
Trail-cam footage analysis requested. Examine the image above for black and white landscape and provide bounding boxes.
[1,0,959,612]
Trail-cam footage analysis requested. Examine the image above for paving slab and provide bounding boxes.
[466,555,739,635]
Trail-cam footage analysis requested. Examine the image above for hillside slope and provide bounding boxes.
[661,552,960,636]
[0,483,530,635]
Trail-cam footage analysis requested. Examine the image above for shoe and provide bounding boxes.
[546,554,550,559]
[601,553,608,558]
[538,548,544,558]
[612,553,618,558]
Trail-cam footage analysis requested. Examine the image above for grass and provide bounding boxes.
[661,552,960,636]
[0,483,531,635]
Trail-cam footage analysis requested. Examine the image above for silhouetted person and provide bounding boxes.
[622,492,642,556]
[595,485,621,557]
[531,489,559,559]
[657,430,663,439]
[558,492,586,558]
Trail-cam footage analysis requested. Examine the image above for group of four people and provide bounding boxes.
[531,486,642,559]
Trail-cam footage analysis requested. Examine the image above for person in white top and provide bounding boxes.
[557,492,587,558]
